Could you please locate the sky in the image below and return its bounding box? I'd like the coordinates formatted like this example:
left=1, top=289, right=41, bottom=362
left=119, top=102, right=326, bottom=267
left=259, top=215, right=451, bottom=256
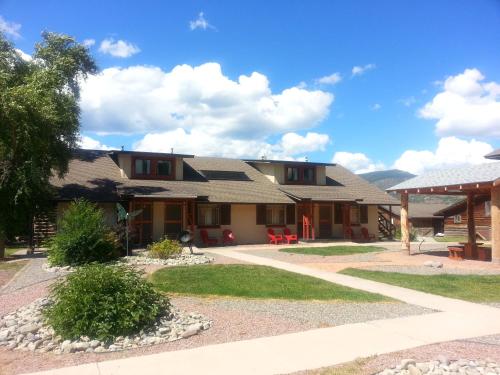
left=1, top=0, right=500, bottom=175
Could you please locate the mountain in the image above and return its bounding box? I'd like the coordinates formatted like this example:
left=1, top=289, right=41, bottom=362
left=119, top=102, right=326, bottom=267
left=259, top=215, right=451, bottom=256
left=358, top=169, right=415, bottom=191
left=358, top=169, right=462, bottom=205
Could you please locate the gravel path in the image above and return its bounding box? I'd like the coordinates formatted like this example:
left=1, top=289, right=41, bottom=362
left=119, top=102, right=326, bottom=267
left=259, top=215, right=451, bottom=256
left=361, top=264, right=500, bottom=275
left=1, top=258, right=60, bottom=295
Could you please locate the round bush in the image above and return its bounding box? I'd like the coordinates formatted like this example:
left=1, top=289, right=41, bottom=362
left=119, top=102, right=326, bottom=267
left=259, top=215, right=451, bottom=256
left=47, top=199, right=120, bottom=266
left=44, top=264, right=169, bottom=341
left=148, top=238, right=183, bottom=259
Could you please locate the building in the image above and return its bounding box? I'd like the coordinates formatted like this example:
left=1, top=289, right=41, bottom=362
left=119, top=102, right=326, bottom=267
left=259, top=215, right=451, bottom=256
left=433, top=195, right=492, bottom=240
left=48, top=149, right=397, bottom=246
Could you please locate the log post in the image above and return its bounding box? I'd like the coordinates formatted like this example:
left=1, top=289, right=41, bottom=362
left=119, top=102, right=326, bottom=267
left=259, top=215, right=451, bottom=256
left=492, top=185, right=500, bottom=263
left=466, top=192, right=476, bottom=259
left=400, top=192, right=410, bottom=253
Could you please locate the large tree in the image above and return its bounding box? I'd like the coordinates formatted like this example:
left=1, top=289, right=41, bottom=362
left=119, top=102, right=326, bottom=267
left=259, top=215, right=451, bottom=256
left=0, top=32, right=97, bottom=257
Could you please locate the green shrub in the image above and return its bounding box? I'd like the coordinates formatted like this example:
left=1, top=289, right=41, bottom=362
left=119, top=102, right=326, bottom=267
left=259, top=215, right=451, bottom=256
left=148, top=238, right=183, bottom=259
left=47, top=199, right=120, bottom=266
left=44, top=264, right=169, bottom=341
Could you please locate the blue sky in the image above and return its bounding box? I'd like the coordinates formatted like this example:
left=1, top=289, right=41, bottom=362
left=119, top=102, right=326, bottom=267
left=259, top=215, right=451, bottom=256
left=1, top=0, right=500, bottom=174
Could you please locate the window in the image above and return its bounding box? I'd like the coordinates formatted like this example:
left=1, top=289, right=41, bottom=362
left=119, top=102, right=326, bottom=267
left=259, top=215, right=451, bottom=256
left=350, top=206, right=360, bottom=225
left=132, top=157, right=175, bottom=179
left=285, top=165, right=316, bottom=184
left=197, top=204, right=220, bottom=226
left=485, top=201, right=491, bottom=217
left=453, top=215, right=462, bottom=224
left=266, top=205, right=285, bottom=225
left=360, top=205, right=368, bottom=224
left=135, top=159, right=151, bottom=175
left=157, top=160, right=172, bottom=176
left=165, top=203, right=183, bottom=238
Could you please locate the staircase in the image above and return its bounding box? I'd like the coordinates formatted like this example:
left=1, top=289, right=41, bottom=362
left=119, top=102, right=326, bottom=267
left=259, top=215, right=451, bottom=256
left=378, top=209, right=395, bottom=239
left=33, top=210, right=57, bottom=248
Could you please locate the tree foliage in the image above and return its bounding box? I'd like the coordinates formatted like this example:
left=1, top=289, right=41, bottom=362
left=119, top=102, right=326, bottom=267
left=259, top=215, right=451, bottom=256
left=0, top=32, right=96, bottom=255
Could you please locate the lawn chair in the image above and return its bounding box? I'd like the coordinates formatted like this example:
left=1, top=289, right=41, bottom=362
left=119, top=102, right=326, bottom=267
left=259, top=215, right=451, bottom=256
left=222, top=229, right=236, bottom=245
left=361, top=227, right=376, bottom=242
left=283, top=228, right=298, bottom=244
left=200, top=229, right=218, bottom=247
left=267, top=228, right=283, bottom=245
left=344, top=226, right=361, bottom=241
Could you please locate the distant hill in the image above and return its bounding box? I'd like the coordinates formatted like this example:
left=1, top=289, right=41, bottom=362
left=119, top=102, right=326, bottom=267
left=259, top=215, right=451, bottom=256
left=359, top=169, right=461, bottom=205
left=358, top=169, right=415, bottom=191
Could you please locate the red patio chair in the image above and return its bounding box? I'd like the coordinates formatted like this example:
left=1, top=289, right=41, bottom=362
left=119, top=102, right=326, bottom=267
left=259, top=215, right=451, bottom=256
left=222, top=229, right=236, bottom=245
left=361, top=227, right=376, bottom=242
left=200, top=229, right=218, bottom=247
left=267, top=228, right=283, bottom=245
left=283, top=228, right=298, bottom=244
left=344, top=226, right=362, bottom=241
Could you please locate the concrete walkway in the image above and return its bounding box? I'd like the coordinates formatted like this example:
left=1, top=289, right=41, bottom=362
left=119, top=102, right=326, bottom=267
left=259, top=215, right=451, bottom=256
left=23, top=249, right=500, bottom=375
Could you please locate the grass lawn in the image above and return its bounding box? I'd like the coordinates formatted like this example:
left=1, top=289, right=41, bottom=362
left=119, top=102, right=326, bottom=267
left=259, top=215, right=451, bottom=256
left=279, top=245, right=385, bottom=256
left=151, top=264, right=389, bottom=302
left=433, top=236, right=468, bottom=243
left=0, top=260, right=28, bottom=287
left=340, top=268, right=500, bottom=302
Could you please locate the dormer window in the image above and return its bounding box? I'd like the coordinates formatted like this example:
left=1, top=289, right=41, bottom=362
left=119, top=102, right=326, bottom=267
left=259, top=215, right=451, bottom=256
left=285, top=165, right=315, bottom=184
left=132, top=157, right=175, bottom=179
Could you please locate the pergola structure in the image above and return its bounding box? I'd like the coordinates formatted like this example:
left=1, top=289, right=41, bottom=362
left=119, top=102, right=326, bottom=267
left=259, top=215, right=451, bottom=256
left=388, top=162, right=500, bottom=263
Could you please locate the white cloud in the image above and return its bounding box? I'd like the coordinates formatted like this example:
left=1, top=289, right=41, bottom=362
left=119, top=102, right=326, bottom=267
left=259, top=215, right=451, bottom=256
left=0, top=15, right=21, bottom=38
left=371, top=103, right=381, bottom=111
left=15, top=49, right=31, bottom=61
left=420, top=68, right=500, bottom=137
left=332, top=151, right=385, bottom=174
left=133, top=129, right=329, bottom=160
left=98, top=38, right=140, bottom=58
left=82, top=39, right=95, bottom=47
left=80, top=62, right=333, bottom=138
left=351, top=63, right=375, bottom=77
left=78, top=135, right=115, bottom=150
left=316, top=72, right=342, bottom=85
left=392, top=136, right=494, bottom=175
left=189, top=12, right=215, bottom=31
left=399, top=96, right=416, bottom=107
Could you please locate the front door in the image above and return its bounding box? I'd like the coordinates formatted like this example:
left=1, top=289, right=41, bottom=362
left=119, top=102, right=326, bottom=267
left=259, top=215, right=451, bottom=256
left=319, top=204, right=332, bottom=238
left=131, top=201, right=153, bottom=245
left=165, top=203, right=183, bottom=239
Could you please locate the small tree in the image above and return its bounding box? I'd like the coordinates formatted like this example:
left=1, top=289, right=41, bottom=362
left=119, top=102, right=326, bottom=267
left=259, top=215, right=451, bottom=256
left=47, top=200, right=120, bottom=266
left=0, top=32, right=97, bottom=257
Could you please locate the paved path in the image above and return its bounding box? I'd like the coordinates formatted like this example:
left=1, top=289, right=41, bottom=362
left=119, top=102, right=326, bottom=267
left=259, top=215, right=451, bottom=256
left=22, top=248, right=500, bottom=375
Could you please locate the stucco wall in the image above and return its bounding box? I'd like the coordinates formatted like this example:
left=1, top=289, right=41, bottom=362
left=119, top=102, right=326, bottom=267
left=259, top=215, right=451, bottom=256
left=252, top=163, right=278, bottom=184
left=153, top=202, right=165, bottom=241
left=316, top=167, right=326, bottom=185
left=175, top=157, right=184, bottom=180
left=118, top=154, right=131, bottom=178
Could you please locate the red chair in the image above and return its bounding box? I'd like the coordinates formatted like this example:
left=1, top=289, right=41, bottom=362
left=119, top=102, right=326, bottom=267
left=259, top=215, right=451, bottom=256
left=200, top=229, right=218, bottom=246
left=222, top=229, right=236, bottom=245
left=361, top=227, right=376, bottom=242
left=267, top=228, right=283, bottom=245
left=283, top=228, right=298, bottom=244
left=344, top=227, right=362, bottom=241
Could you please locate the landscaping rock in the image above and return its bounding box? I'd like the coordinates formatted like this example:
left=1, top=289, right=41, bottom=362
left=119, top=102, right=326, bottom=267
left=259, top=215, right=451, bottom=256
left=376, top=358, right=500, bottom=374
left=123, top=253, right=214, bottom=267
left=423, top=261, right=443, bottom=268
left=0, top=297, right=212, bottom=354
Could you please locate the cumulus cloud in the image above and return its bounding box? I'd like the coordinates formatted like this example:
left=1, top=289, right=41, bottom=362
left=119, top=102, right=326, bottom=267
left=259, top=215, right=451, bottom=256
left=399, top=96, right=416, bottom=107
left=0, top=15, right=21, bottom=38
left=78, top=135, right=116, bottom=150
left=189, top=12, right=215, bottom=31
left=316, top=72, right=342, bottom=85
left=82, top=39, right=95, bottom=47
left=15, top=49, right=31, bottom=61
left=133, top=129, right=330, bottom=160
left=371, top=103, right=381, bottom=111
left=351, top=63, right=375, bottom=77
left=332, top=151, right=385, bottom=174
left=392, top=136, right=494, bottom=175
left=80, top=62, right=333, bottom=138
left=420, top=68, right=500, bottom=137
left=98, top=38, right=140, bottom=58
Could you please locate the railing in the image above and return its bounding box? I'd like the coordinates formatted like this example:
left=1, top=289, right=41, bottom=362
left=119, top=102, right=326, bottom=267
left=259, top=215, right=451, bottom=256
left=378, top=210, right=395, bottom=239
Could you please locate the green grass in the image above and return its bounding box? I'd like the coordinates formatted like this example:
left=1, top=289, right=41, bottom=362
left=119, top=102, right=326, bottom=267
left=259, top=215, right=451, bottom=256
left=279, top=246, right=385, bottom=256
left=151, top=264, right=389, bottom=302
left=0, top=260, right=28, bottom=271
left=433, top=236, right=468, bottom=243
left=340, top=268, right=500, bottom=302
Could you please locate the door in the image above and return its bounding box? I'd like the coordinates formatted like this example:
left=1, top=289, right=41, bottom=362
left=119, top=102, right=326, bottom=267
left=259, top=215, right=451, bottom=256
left=319, top=204, right=332, bottom=238
left=296, top=204, right=307, bottom=238
left=165, top=203, right=183, bottom=239
left=131, top=201, right=153, bottom=245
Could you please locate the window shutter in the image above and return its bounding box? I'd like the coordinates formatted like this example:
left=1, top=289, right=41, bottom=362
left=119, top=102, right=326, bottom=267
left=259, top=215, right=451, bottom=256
left=220, top=204, right=231, bottom=225
left=256, top=204, right=266, bottom=225
left=360, top=205, right=368, bottom=224
left=286, top=204, right=296, bottom=225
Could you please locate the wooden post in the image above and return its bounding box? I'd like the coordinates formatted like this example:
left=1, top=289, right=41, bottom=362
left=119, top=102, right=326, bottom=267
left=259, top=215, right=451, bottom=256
left=400, top=192, right=410, bottom=253
left=466, top=192, right=476, bottom=259
left=389, top=205, right=393, bottom=239
left=492, top=185, right=500, bottom=263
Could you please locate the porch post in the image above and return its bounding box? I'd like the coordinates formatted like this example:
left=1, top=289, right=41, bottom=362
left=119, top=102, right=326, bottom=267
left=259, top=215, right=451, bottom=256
left=492, top=185, right=500, bottom=263
left=400, top=192, right=410, bottom=253
left=466, top=191, right=476, bottom=258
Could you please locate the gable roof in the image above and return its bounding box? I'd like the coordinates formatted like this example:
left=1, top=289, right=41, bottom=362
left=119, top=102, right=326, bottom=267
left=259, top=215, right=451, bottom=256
left=381, top=203, right=448, bottom=219
left=433, top=194, right=491, bottom=217
left=388, top=162, right=500, bottom=191
left=485, top=149, right=500, bottom=160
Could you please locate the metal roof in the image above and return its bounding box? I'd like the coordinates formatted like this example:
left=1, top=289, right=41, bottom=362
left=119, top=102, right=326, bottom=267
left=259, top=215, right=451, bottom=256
left=485, top=149, right=500, bottom=160
left=388, top=162, right=500, bottom=191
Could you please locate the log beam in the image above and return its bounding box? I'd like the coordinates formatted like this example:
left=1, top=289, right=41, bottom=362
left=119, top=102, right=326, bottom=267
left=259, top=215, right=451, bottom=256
left=466, top=192, right=476, bottom=258
left=400, top=192, right=410, bottom=253
left=492, top=185, right=500, bottom=263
